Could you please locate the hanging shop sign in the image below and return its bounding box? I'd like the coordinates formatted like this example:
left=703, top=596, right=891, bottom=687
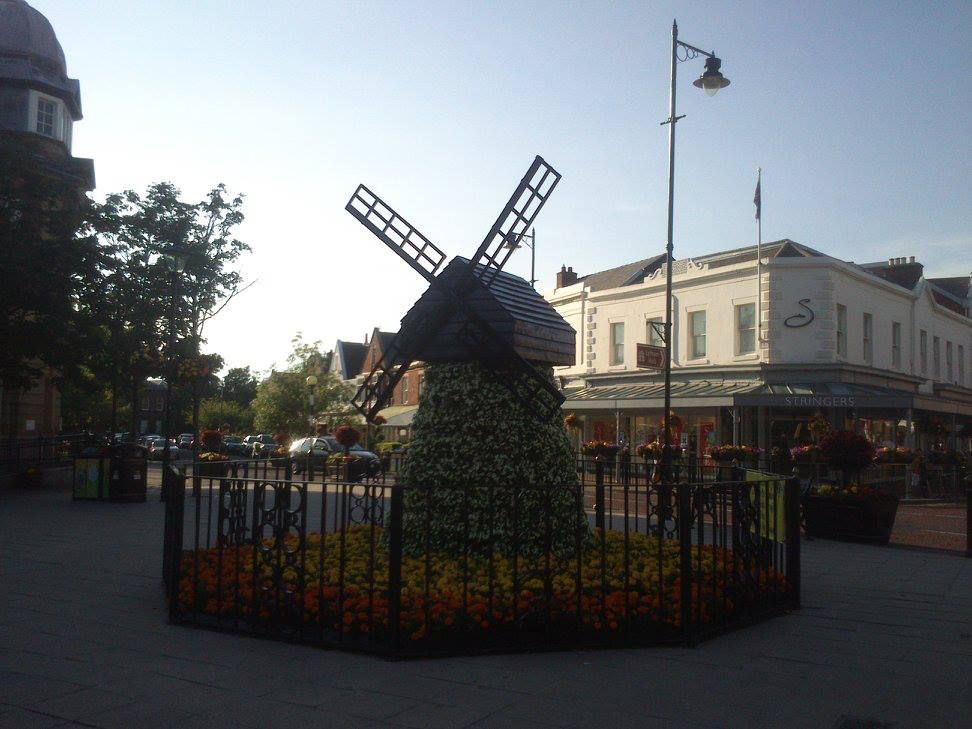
left=637, top=343, right=665, bottom=370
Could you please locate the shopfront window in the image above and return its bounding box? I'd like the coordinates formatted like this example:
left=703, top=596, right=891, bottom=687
left=735, top=303, right=756, bottom=355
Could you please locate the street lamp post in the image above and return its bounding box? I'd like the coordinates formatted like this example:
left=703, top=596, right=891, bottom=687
left=305, top=374, right=318, bottom=434
left=660, top=20, right=730, bottom=480
left=160, top=248, right=187, bottom=500
left=503, top=228, right=537, bottom=288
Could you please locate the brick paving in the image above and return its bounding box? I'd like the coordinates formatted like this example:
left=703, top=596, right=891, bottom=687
left=4, top=480, right=969, bottom=728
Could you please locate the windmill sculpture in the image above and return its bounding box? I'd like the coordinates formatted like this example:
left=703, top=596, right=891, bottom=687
left=345, top=156, right=575, bottom=423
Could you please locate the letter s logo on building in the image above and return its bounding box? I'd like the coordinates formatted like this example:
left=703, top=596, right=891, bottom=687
left=784, top=299, right=815, bottom=328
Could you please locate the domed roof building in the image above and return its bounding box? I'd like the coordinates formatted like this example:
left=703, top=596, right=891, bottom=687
left=0, top=0, right=94, bottom=441
left=0, top=0, right=91, bottom=185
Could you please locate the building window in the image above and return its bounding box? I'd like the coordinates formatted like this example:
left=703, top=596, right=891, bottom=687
left=402, top=376, right=409, bottom=405
left=862, top=313, right=873, bottom=364
left=139, top=395, right=150, bottom=411
left=646, top=317, right=664, bottom=347
left=36, top=97, right=57, bottom=137
left=155, top=396, right=164, bottom=412
left=689, top=311, right=706, bottom=359
left=891, top=322, right=901, bottom=369
left=945, top=341, right=953, bottom=381
left=610, top=322, right=625, bottom=365
left=919, top=330, right=927, bottom=375
left=933, top=336, right=941, bottom=378
left=418, top=375, right=424, bottom=398
left=836, top=304, right=847, bottom=357
left=735, top=303, right=756, bottom=355
left=959, top=345, right=965, bottom=385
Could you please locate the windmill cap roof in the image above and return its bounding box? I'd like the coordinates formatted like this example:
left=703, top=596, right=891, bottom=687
left=0, top=0, right=66, bottom=75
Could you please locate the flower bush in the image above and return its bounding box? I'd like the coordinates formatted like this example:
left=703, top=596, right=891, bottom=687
left=810, top=482, right=891, bottom=499
left=177, top=526, right=786, bottom=640
left=564, top=414, right=581, bottom=430
left=636, top=441, right=662, bottom=459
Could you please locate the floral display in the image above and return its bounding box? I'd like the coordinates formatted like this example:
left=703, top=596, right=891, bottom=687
left=708, top=445, right=762, bottom=463
left=818, top=431, right=875, bottom=471
left=334, top=425, right=361, bottom=449
left=807, top=411, right=832, bottom=441
left=789, top=444, right=819, bottom=463
left=636, top=441, right=662, bottom=459
left=199, top=429, right=222, bottom=452
left=873, top=447, right=915, bottom=464
left=581, top=440, right=621, bottom=458
left=372, top=415, right=387, bottom=426
left=197, top=451, right=229, bottom=462
left=563, top=414, right=581, bottom=429
left=811, top=483, right=879, bottom=498
left=177, top=526, right=787, bottom=640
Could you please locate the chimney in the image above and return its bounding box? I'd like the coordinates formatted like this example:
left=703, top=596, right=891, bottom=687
left=909, top=256, right=915, bottom=263
left=888, top=257, right=895, bottom=265
left=556, top=265, right=578, bottom=288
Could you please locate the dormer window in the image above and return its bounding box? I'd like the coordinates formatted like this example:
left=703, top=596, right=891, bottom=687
left=36, top=97, right=57, bottom=137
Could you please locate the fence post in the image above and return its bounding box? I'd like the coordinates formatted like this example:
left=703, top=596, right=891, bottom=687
left=965, top=487, right=971, bottom=559
left=785, top=476, right=802, bottom=607
left=678, top=482, right=693, bottom=644
left=164, top=465, right=186, bottom=623
left=595, top=459, right=605, bottom=531
left=387, top=483, right=404, bottom=653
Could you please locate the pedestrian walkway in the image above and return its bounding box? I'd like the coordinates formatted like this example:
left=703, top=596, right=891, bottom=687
left=1, top=484, right=969, bottom=728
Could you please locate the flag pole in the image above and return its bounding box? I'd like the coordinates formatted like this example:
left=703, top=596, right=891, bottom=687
left=755, top=168, right=763, bottom=343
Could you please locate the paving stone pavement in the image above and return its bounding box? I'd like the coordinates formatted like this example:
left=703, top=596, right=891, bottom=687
left=1, top=484, right=970, bottom=729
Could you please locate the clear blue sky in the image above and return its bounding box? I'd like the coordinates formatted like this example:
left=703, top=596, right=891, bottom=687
left=38, top=0, right=971, bottom=374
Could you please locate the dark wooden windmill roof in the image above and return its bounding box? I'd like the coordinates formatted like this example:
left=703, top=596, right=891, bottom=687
left=397, top=257, right=576, bottom=367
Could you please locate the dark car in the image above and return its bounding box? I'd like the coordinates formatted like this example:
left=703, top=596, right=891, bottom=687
left=221, top=435, right=248, bottom=458
left=290, top=436, right=380, bottom=480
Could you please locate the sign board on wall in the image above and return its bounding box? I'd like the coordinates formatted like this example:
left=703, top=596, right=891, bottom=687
left=636, top=343, right=665, bottom=370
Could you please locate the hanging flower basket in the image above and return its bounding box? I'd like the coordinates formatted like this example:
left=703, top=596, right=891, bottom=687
left=581, top=440, right=620, bottom=459
left=335, top=425, right=361, bottom=450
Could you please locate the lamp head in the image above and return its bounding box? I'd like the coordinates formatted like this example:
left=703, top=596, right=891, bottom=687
left=305, top=375, right=318, bottom=387
left=693, top=56, right=730, bottom=96
left=164, top=246, right=190, bottom=273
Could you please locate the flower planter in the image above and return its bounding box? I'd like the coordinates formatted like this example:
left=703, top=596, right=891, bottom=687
left=197, top=461, right=229, bottom=478
left=803, top=494, right=899, bottom=545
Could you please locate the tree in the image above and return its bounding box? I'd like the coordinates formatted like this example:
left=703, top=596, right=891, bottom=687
left=198, top=398, right=252, bottom=434
left=0, top=135, right=98, bottom=390
left=88, top=182, right=249, bottom=435
left=221, top=366, right=258, bottom=408
left=251, top=336, right=351, bottom=437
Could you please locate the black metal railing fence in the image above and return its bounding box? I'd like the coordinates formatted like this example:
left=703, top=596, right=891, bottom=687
left=163, top=460, right=800, bottom=657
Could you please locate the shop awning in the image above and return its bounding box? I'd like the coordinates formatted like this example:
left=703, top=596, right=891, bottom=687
left=376, top=405, right=419, bottom=426
left=565, top=380, right=759, bottom=410
left=733, top=383, right=914, bottom=409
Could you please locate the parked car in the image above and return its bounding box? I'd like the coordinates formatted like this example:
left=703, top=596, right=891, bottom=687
left=177, top=433, right=193, bottom=448
left=222, top=435, right=248, bottom=458
left=290, top=436, right=381, bottom=480
left=243, top=433, right=278, bottom=459
left=137, top=434, right=161, bottom=447
left=147, top=437, right=180, bottom=461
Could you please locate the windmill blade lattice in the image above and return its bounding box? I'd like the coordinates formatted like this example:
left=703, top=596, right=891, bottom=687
left=470, top=156, right=561, bottom=289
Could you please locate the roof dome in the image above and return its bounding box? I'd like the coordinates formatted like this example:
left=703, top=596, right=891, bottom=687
left=0, top=0, right=67, bottom=76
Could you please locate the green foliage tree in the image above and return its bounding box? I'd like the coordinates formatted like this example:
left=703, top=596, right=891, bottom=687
left=399, top=362, right=581, bottom=557
left=0, top=136, right=98, bottom=390
left=198, top=397, right=252, bottom=434
left=251, top=335, right=351, bottom=437
left=221, top=366, right=258, bottom=408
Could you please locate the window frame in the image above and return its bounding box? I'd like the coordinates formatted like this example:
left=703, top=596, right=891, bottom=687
left=933, top=336, right=941, bottom=379
left=919, top=329, right=928, bottom=375
left=735, top=303, right=756, bottom=355
left=836, top=304, right=847, bottom=357
left=862, top=313, right=873, bottom=364
left=945, top=341, right=953, bottom=381
left=609, top=321, right=625, bottom=366
left=891, top=321, right=901, bottom=369
left=646, top=317, right=664, bottom=348
left=689, top=310, right=707, bottom=360
left=959, top=345, right=965, bottom=386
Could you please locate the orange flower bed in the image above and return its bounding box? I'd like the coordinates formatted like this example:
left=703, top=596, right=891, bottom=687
left=177, top=526, right=785, bottom=642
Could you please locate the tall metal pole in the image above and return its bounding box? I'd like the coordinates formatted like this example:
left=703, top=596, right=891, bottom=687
left=530, top=227, right=536, bottom=289
left=662, top=20, right=679, bottom=479
left=160, top=269, right=179, bottom=498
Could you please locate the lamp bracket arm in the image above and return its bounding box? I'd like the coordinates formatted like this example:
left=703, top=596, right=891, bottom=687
left=675, top=40, right=716, bottom=61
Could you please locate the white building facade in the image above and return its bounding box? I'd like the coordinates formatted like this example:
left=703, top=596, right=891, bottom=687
left=548, top=241, right=971, bottom=457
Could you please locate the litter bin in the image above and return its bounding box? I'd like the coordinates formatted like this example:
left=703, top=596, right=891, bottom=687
left=109, top=443, right=147, bottom=502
